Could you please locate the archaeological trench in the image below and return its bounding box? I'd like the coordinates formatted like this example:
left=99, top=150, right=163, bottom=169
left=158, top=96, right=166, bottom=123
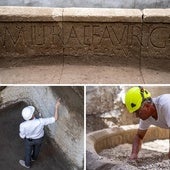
left=86, top=86, right=170, bottom=170
left=0, top=86, right=84, bottom=170
left=0, top=7, right=169, bottom=83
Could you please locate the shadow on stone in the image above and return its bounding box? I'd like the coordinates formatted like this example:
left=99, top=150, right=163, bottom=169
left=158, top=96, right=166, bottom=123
left=1, top=54, right=169, bottom=73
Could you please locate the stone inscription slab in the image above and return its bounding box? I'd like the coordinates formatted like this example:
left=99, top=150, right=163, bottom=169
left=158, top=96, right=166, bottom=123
left=0, top=22, right=63, bottom=55
left=62, top=22, right=142, bottom=60
left=0, top=22, right=169, bottom=59
left=142, top=23, right=170, bottom=59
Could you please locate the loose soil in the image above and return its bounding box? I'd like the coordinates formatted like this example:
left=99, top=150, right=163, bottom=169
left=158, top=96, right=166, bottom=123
left=99, top=140, right=170, bottom=170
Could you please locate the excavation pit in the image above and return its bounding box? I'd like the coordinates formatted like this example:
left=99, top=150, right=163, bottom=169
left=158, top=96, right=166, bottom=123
left=0, top=102, right=68, bottom=170
left=0, top=86, right=84, bottom=169
left=86, top=125, right=170, bottom=170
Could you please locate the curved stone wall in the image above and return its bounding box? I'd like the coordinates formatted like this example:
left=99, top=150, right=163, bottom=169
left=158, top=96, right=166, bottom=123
left=0, top=0, right=169, bottom=9
left=0, top=7, right=169, bottom=74
left=86, top=125, right=169, bottom=169
left=0, top=86, right=84, bottom=169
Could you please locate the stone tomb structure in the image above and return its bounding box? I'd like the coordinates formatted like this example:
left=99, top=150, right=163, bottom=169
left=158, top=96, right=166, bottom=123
left=86, top=125, right=170, bottom=170
left=0, top=7, right=170, bottom=83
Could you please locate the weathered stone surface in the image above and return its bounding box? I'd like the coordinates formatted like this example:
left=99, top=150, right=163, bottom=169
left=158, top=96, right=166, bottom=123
left=62, top=22, right=142, bottom=58
left=1, top=63, right=170, bottom=84
left=0, top=22, right=143, bottom=59
left=63, top=8, right=142, bottom=22
left=86, top=86, right=170, bottom=133
left=0, top=7, right=169, bottom=61
left=142, top=68, right=170, bottom=84
left=143, top=9, right=170, bottom=23
left=0, top=7, right=169, bottom=83
left=0, top=22, right=63, bottom=56
left=0, top=7, right=63, bottom=21
left=141, top=23, right=170, bottom=56
left=0, top=65, right=62, bottom=84
left=86, top=86, right=170, bottom=115
left=86, top=86, right=123, bottom=115
left=0, top=7, right=169, bottom=59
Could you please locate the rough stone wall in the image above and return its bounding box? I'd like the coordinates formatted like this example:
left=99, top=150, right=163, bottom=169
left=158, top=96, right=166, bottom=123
left=0, top=86, right=84, bottom=169
left=87, top=86, right=170, bottom=115
left=86, top=86, right=123, bottom=115
left=0, top=0, right=169, bottom=9
left=86, top=86, right=170, bottom=132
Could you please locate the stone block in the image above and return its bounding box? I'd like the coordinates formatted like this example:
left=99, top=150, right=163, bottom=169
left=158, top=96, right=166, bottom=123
left=143, top=9, right=170, bottom=23
left=141, top=23, right=170, bottom=60
left=62, top=22, right=142, bottom=61
left=0, top=7, right=169, bottom=72
left=122, top=130, right=137, bottom=143
left=141, top=9, right=170, bottom=64
left=110, top=134, right=123, bottom=146
left=63, top=8, right=142, bottom=22
left=157, top=127, right=170, bottom=139
left=0, top=7, right=63, bottom=21
left=87, top=125, right=169, bottom=153
left=0, top=22, right=63, bottom=56
left=143, top=126, right=169, bottom=142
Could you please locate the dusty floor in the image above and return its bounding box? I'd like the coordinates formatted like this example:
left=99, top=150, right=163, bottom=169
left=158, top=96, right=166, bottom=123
left=0, top=102, right=68, bottom=170
left=99, top=140, right=170, bottom=170
left=0, top=55, right=170, bottom=84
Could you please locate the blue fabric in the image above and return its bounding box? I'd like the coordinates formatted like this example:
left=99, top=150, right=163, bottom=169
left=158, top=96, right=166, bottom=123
left=24, top=137, right=43, bottom=167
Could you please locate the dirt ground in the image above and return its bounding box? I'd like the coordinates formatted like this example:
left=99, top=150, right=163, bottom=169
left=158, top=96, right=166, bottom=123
left=99, top=140, right=170, bottom=170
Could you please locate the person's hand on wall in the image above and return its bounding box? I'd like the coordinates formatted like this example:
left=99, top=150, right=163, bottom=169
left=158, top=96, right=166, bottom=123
left=54, top=98, right=61, bottom=121
left=56, top=98, right=61, bottom=108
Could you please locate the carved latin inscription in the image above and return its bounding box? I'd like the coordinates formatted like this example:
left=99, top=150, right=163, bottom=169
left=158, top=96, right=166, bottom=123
left=0, top=22, right=169, bottom=57
left=150, top=26, right=168, bottom=48
left=0, top=23, right=63, bottom=49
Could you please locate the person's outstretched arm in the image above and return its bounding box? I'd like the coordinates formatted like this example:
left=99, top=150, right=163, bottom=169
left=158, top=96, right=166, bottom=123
left=54, top=98, right=61, bottom=121
left=129, top=129, right=147, bottom=160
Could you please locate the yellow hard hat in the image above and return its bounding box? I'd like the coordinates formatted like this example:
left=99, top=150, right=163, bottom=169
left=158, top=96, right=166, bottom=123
left=125, top=86, right=151, bottom=113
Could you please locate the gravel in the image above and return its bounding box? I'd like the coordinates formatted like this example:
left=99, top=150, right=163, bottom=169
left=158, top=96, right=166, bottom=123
left=99, top=140, right=170, bottom=170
